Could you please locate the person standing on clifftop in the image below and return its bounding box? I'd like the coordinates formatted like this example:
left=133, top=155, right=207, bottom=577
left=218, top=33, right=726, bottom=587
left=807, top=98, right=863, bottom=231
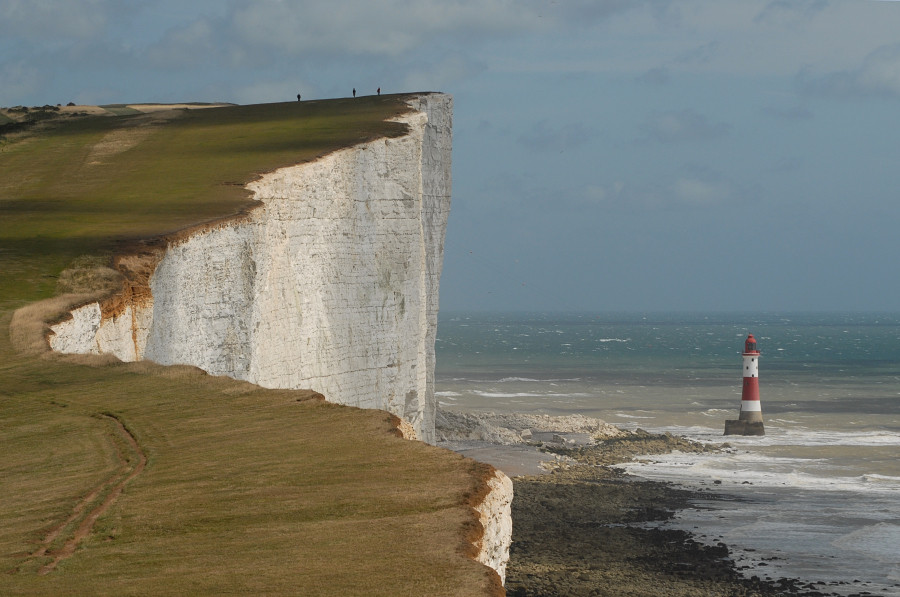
left=297, top=93, right=301, bottom=101
left=352, top=88, right=356, bottom=98
left=377, top=87, right=381, bottom=95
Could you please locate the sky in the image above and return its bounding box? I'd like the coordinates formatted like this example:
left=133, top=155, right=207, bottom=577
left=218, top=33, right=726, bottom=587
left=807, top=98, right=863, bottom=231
left=3, top=0, right=900, bottom=312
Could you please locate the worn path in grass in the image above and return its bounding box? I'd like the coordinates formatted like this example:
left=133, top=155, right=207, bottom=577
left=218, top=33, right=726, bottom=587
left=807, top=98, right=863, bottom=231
left=27, top=413, right=147, bottom=576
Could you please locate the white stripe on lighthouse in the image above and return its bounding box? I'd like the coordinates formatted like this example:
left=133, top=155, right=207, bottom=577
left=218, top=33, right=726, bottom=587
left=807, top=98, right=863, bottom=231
left=740, top=400, right=762, bottom=411
left=743, top=355, right=758, bottom=377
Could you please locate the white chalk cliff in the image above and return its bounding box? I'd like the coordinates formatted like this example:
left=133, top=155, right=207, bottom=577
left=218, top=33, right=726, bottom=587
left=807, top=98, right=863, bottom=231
left=474, top=469, right=514, bottom=585
left=48, top=93, right=513, bottom=585
left=51, top=94, right=450, bottom=443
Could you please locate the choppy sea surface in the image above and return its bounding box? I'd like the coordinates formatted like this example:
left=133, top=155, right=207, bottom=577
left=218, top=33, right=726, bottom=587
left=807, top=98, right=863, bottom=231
left=435, top=312, right=900, bottom=595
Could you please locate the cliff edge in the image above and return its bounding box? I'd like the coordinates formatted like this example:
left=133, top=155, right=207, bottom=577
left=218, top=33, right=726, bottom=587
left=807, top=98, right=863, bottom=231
left=43, top=93, right=513, bottom=586
left=49, top=94, right=450, bottom=444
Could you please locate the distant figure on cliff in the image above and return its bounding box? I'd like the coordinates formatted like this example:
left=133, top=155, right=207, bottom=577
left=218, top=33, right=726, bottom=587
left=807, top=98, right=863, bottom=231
left=377, top=87, right=381, bottom=95
left=297, top=93, right=301, bottom=101
left=352, top=88, right=356, bottom=98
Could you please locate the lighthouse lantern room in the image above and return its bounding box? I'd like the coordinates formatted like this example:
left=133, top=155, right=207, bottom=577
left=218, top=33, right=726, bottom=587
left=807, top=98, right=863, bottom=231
left=724, top=333, right=766, bottom=436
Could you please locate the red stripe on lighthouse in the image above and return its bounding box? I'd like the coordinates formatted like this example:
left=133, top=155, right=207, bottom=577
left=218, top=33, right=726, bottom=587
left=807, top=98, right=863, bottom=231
left=742, top=376, right=760, bottom=402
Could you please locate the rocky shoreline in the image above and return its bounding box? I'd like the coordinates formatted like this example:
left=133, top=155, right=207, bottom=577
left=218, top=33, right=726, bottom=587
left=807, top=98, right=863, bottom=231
left=437, top=413, right=849, bottom=597
left=506, top=434, right=848, bottom=596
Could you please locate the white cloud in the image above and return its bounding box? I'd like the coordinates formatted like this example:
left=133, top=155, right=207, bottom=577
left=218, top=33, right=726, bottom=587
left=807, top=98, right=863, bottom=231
left=672, top=177, right=731, bottom=205
left=212, top=0, right=680, bottom=64
left=0, top=0, right=124, bottom=39
left=595, top=1, right=900, bottom=79
left=516, top=120, right=598, bottom=153
left=676, top=41, right=721, bottom=65
left=585, top=185, right=608, bottom=202
left=582, top=181, right=626, bottom=204
left=856, top=44, right=900, bottom=94
left=641, top=109, right=729, bottom=143
left=581, top=170, right=737, bottom=211
left=761, top=105, right=813, bottom=120
left=637, top=66, right=670, bottom=85
left=797, top=43, right=900, bottom=98
left=145, top=19, right=217, bottom=69
left=753, top=0, right=830, bottom=26
left=227, top=0, right=547, bottom=58
left=402, top=53, right=486, bottom=93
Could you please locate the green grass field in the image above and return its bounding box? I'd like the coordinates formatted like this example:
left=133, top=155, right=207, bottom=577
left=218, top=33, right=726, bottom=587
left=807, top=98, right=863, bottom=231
left=0, top=96, right=501, bottom=595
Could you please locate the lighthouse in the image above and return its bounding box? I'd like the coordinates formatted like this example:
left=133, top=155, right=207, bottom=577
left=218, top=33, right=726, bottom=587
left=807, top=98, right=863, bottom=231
left=724, top=333, right=765, bottom=436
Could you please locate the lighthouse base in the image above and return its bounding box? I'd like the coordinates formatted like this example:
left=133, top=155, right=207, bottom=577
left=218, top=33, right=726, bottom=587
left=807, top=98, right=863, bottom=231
left=724, top=420, right=765, bottom=436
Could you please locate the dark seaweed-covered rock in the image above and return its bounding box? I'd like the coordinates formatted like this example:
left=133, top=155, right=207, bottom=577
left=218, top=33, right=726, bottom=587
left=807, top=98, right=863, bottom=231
left=505, top=431, right=840, bottom=596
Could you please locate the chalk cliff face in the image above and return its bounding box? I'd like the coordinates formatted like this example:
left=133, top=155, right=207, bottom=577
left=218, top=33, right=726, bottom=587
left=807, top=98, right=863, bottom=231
left=51, top=94, right=450, bottom=444
left=474, top=470, right=514, bottom=585
left=48, top=94, right=513, bottom=585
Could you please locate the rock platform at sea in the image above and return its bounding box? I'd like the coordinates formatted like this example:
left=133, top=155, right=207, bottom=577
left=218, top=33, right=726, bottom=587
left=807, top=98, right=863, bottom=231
left=437, top=411, right=845, bottom=596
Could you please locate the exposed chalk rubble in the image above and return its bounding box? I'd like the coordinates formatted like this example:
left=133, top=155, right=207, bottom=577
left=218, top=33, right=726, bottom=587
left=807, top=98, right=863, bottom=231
left=436, top=410, right=626, bottom=445
left=473, top=469, right=514, bottom=585
left=49, top=300, right=153, bottom=362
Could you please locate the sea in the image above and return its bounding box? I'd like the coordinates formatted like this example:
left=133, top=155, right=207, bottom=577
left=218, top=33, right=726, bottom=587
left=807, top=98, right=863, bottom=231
left=434, top=312, right=900, bottom=595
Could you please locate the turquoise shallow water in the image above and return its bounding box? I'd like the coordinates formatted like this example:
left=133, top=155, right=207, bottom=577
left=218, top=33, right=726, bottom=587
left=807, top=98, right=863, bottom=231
left=435, top=312, right=900, bottom=595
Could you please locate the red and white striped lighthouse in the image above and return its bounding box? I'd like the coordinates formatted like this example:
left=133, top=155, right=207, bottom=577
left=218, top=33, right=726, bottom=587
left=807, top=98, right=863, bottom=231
left=724, top=333, right=766, bottom=436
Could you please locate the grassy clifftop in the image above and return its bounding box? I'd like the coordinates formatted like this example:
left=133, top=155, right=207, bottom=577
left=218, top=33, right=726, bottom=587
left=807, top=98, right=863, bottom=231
left=0, top=97, right=410, bottom=308
left=0, top=97, right=501, bottom=595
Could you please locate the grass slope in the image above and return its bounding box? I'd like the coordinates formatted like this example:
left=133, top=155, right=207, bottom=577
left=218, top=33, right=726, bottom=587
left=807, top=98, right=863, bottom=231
left=0, top=96, right=500, bottom=595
